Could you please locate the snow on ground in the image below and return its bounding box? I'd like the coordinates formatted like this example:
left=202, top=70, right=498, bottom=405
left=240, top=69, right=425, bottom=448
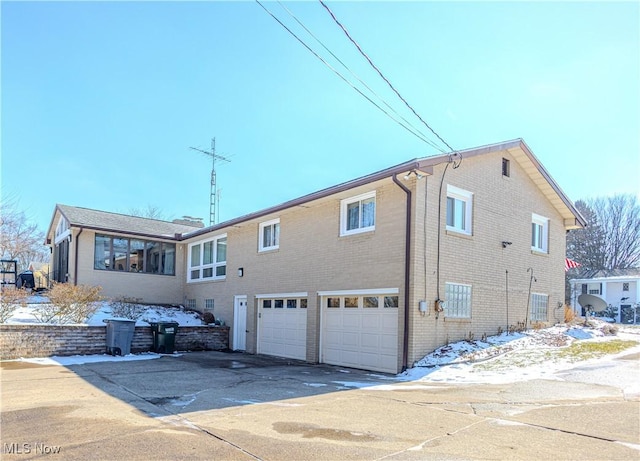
left=19, top=353, right=166, bottom=366
left=397, top=321, right=640, bottom=387
left=4, top=298, right=640, bottom=390
left=4, top=294, right=205, bottom=326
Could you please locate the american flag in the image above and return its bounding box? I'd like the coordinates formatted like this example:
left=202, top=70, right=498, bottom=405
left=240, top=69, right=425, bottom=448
left=565, top=258, right=581, bottom=271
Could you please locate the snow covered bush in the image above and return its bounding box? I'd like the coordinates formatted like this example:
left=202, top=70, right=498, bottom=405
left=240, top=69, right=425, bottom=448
left=34, top=283, right=102, bottom=324
left=0, top=287, right=26, bottom=322
left=109, top=296, right=146, bottom=320
left=202, top=311, right=215, bottom=324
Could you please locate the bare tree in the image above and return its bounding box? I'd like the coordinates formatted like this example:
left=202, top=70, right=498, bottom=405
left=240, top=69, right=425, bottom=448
left=567, top=194, right=640, bottom=277
left=0, top=195, right=49, bottom=272
left=127, top=204, right=167, bottom=221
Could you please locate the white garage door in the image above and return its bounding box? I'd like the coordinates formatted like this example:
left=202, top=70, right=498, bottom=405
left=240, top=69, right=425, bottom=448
left=321, top=292, right=399, bottom=373
left=257, top=296, right=307, bottom=361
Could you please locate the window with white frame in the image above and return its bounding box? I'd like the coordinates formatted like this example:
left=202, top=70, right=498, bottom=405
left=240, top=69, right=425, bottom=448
left=259, top=218, right=280, bottom=252
left=444, top=283, right=472, bottom=318
left=531, top=213, right=549, bottom=253
left=530, top=293, right=548, bottom=322
left=340, top=191, right=376, bottom=236
left=188, top=234, right=227, bottom=282
left=446, top=185, right=473, bottom=235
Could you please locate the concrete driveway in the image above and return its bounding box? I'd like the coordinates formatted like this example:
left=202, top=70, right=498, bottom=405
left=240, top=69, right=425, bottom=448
left=2, top=351, right=639, bottom=460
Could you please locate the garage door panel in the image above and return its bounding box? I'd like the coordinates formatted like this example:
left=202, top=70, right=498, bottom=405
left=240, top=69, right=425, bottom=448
left=361, top=315, right=382, bottom=330
left=258, top=303, right=306, bottom=361
left=380, top=335, right=398, bottom=349
left=342, top=332, right=360, bottom=347
left=322, top=294, right=398, bottom=374
left=360, top=333, right=380, bottom=348
left=342, top=314, right=361, bottom=328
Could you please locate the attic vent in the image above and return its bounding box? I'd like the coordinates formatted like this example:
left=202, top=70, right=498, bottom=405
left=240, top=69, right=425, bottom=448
left=502, top=158, right=510, bottom=177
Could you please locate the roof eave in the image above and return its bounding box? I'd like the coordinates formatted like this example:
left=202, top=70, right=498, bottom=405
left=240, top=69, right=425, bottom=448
left=182, top=160, right=434, bottom=240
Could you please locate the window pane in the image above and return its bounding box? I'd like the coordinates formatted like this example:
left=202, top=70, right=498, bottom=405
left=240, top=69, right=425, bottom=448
left=347, top=202, right=359, bottom=230
left=146, top=242, right=161, bottom=274
left=263, top=225, right=272, bottom=247
left=263, top=300, right=272, bottom=308
left=530, top=294, right=548, bottom=321
left=273, top=223, right=280, bottom=246
left=162, top=243, right=175, bottom=275
left=94, top=235, right=110, bottom=270
left=129, top=240, right=145, bottom=272
left=384, top=296, right=399, bottom=308
left=362, top=198, right=375, bottom=227
left=327, top=297, right=340, bottom=308
left=274, top=299, right=284, bottom=308
left=364, top=296, right=379, bottom=308
left=287, top=299, right=297, bottom=309
left=444, top=283, right=471, bottom=318
left=113, top=238, right=128, bottom=271
left=215, top=265, right=226, bottom=277
left=203, top=241, right=214, bottom=265
left=203, top=268, right=213, bottom=278
left=345, top=297, right=358, bottom=308
left=454, top=199, right=465, bottom=229
left=191, top=244, right=201, bottom=268
left=446, top=197, right=455, bottom=227
left=191, top=269, right=200, bottom=279
left=216, top=238, right=227, bottom=263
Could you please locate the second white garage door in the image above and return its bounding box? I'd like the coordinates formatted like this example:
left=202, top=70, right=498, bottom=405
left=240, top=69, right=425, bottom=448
left=257, top=295, right=307, bottom=361
left=321, top=291, right=399, bottom=373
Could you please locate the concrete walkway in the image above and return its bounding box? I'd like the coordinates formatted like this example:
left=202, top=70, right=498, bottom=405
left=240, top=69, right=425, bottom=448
left=2, top=351, right=638, bottom=460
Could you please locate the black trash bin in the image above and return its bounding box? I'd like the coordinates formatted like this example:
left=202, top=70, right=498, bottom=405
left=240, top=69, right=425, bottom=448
left=104, top=319, right=136, bottom=356
left=149, top=322, right=179, bottom=353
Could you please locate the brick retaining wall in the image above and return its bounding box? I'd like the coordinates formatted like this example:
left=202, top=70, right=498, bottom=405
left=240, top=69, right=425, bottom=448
left=0, top=325, right=229, bottom=360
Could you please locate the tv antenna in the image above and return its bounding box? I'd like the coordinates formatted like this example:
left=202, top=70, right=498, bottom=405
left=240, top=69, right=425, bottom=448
left=189, top=138, right=231, bottom=226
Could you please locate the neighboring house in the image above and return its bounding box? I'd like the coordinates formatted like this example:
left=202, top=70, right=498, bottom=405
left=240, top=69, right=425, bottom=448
left=27, top=261, right=50, bottom=289
left=569, top=269, right=640, bottom=324
left=45, top=139, right=585, bottom=373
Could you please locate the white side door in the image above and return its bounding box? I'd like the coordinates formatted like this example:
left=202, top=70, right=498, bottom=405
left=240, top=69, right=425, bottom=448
left=233, top=295, right=247, bottom=351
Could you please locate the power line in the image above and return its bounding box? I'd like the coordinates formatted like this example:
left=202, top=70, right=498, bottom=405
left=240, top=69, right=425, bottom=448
left=275, top=1, right=443, bottom=153
left=254, top=0, right=445, bottom=151
left=318, top=0, right=457, bottom=155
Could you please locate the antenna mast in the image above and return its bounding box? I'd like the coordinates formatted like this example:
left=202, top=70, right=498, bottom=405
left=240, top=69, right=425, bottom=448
left=189, top=138, right=231, bottom=226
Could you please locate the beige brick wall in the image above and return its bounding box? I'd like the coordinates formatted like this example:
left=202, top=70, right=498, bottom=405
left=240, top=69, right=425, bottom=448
left=56, top=146, right=572, bottom=374
left=0, top=325, right=229, bottom=359
left=183, top=178, right=407, bottom=366
left=407, top=149, right=567, bottom=366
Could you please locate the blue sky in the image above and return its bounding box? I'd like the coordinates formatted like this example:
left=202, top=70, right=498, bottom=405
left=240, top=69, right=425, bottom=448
left=2, top=1, right=639, bottom=233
